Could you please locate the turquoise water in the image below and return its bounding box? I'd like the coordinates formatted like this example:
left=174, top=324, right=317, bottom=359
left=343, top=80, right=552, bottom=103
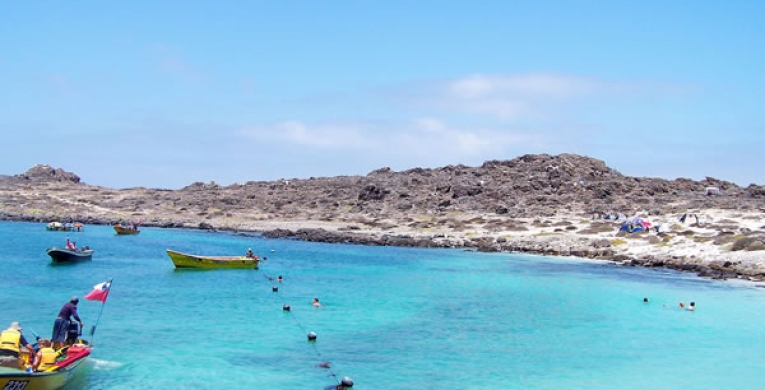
left=2, top=221, right=765, bottom=389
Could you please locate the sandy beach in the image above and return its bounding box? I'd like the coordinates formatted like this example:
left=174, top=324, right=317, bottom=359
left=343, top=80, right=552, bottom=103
left=211, top=208, right=765, bottom=282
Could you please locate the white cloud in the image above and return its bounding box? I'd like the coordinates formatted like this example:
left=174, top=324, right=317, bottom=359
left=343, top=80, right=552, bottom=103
left=240, top=121, right=371, bottom=149
left=239, top=118, right=550, bottom=161
left=413, top=118, right=446, bottom=133
left=407, top=119, right=549, bottom=156
left=433, top=73, right=600, bottom=120
left=229, top=72, right=699, bottom=181
left=449, top=75, right=496, bottom=99
left=402, top=72, right=694, bottom=122
left=459, top=98, right=531, bottom=120
left=449, top=73, right=593, bottom=100
left=453, top=132, right=492, bottom=154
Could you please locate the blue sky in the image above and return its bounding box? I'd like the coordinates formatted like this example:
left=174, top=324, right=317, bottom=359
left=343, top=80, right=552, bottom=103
left=1, top=1, right=762, bottom=189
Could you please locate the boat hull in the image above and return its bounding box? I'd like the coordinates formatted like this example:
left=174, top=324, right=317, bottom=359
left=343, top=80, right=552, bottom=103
left=166, top=249, right=259, bottom=269
left=46, top=247, right=93, bottom=262
left=46, top=222, right=83, bottom=232
left=114, top=225, right=140, bottom=235
left=0, top=350, right=89, bottom=390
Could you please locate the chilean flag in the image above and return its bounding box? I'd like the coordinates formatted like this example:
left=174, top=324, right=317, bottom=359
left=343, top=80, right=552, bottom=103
left=85, top=281, right=111, bottom=303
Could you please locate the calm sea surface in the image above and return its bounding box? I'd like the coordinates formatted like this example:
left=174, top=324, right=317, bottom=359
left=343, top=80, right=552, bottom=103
left=2, top=221, right=765, bottom=390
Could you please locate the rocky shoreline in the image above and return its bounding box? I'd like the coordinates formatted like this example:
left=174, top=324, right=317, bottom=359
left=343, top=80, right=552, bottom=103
left=257, top=228, right=753, bottom=281
left=1, top=154, right=764, bottom=283
left=5, top=211, right=761, bottom=283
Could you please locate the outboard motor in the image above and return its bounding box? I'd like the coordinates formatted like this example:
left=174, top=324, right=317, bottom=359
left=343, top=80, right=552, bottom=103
left=66, top=321, right=80, bottom=344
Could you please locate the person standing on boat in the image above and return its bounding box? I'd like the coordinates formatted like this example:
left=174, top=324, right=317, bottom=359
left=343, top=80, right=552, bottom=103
left=0, top=321, right=35, bottom=369
left=246, top=248, right=255, bottom=258
left=52, top=297, right=83, bottom=350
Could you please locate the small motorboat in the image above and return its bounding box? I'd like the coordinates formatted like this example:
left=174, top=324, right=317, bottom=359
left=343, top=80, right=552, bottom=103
left=166, top=249, right=260, bottom=269
left=114, top=224, right=140, bottom=235
left=47, top=247, right=94, bottom=263
left=46, top=222, right=84, bottom=232
left=0, top=342, right=92, bottom=390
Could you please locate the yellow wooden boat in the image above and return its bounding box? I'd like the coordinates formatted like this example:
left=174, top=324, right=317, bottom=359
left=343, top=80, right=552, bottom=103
left=166, top=249, right=260, bottom=269
left=0, top=344, right=91, bottom=390
left=113, top=224, right=140, bottom=235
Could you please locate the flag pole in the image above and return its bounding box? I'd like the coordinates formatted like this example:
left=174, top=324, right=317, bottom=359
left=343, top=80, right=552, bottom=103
left=89, top=278, right=113, bottom=347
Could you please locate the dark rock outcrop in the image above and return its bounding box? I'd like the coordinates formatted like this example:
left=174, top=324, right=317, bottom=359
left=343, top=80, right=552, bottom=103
left=17, top=165, right=80, bottom=183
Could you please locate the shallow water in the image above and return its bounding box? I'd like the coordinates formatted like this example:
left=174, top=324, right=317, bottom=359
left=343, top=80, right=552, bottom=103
left=2, top=221, right=764, bottom=389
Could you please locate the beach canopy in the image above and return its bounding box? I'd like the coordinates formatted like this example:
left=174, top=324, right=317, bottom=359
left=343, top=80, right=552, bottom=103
left=629, top=217, right=651, bottom=227
left=619, top=222, right=643, bottom=233
left=619, top=217, right=652, bottom=233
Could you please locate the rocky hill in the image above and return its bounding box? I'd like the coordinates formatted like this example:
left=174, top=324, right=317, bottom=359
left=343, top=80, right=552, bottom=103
left=2, top=155, right=764, bottom=281
left=2, top=155, right=762, bottom=227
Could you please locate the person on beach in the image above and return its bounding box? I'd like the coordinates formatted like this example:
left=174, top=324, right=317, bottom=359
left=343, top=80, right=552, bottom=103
left=0, top=322, right=35, bottom=369
left=313, top=298, right=322, bottom=307
left=52, top=297, right=83, bottom=350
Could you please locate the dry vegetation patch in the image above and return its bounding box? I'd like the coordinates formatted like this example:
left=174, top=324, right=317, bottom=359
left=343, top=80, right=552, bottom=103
left=731, top=236, right=765, bottom=251
left=713, top=234, right=745, bottom=246
left=579, top=222, right=616, bottom=235
left=483, top=219, right=529, bottom=232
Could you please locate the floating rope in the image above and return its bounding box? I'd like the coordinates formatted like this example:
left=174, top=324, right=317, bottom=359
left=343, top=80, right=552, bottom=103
left=259, top=269, right=348, bottom=387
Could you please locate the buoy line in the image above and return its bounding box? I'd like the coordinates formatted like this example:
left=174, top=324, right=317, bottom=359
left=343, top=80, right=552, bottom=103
left=259, top=269, right=353, bottom=388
